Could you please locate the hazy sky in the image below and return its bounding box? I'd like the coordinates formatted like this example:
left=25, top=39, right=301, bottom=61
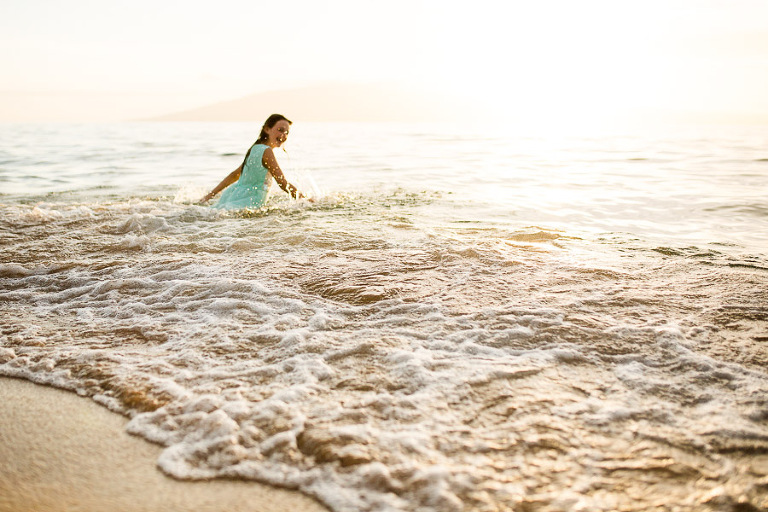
left=2, top=0, right=768, bottom=124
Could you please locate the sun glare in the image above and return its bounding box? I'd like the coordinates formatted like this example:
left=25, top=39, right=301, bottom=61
left=426, top=2, right=679, bottom=132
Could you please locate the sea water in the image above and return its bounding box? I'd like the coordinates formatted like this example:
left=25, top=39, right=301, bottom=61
left=1, top=121, right=767, bottom=511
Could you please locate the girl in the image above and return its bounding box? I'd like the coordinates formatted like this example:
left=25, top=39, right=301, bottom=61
left=199, top=114, right=307, bottom=208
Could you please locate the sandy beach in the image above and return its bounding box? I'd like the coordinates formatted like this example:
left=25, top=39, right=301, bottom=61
left=0, top=377, right=329, bottom=512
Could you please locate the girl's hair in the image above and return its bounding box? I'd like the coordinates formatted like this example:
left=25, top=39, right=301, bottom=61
left=254, top=113, right=292, bottom=145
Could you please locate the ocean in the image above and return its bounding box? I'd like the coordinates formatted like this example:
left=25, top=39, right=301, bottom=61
left=1, top=121, right=767, bottom=511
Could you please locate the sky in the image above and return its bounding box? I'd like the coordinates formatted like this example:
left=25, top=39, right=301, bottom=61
left=2, top=0, right=768, bottom=126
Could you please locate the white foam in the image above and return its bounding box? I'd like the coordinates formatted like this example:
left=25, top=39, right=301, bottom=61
left=2, top=194, right=768, bottom=511
left=4, top=204, right=96, bottom=225
left=117, top=213, right=171, bottom=234
left=0, top=347, right=16, bottom=363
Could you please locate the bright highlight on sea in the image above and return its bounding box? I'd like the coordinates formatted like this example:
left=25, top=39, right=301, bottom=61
left=1, top=121, right=767, bottom=511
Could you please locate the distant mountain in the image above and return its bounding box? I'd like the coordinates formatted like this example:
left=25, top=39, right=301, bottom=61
left=148, top=83, right=480, bottom=122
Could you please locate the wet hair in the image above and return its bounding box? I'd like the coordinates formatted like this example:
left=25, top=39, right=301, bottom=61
left=254, top=113, right=292, bottom=145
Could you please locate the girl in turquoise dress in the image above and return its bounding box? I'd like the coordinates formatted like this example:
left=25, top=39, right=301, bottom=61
left=199, top=114, right=306, bottom=209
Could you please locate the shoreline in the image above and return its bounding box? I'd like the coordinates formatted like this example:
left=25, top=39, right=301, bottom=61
left=0, top=377, right=329, bottom=512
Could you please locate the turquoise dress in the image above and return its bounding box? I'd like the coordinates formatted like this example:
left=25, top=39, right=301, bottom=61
left=214, top=144, right=272, bottom=210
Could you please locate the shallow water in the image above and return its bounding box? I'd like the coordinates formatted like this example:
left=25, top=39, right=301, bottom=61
left=1, top=122, right=767, bottom=511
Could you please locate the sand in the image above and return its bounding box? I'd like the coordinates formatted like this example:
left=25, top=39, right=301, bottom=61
left=0, top=377, right=329, bottom=512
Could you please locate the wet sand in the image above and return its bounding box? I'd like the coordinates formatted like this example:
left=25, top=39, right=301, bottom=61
left=0, top=377, right=329, bottom=512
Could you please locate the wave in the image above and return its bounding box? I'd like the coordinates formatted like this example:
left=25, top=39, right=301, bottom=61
left=2, top=191, right=768, bottom=511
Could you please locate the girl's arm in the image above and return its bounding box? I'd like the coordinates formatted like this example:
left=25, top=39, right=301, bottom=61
left=262, top=147, right=305, bottom=199
left=199, top=163, right=243, bottom=203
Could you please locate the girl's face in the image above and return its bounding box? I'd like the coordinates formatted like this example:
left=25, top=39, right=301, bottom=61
left=264, top=120, right=290, bottom=148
